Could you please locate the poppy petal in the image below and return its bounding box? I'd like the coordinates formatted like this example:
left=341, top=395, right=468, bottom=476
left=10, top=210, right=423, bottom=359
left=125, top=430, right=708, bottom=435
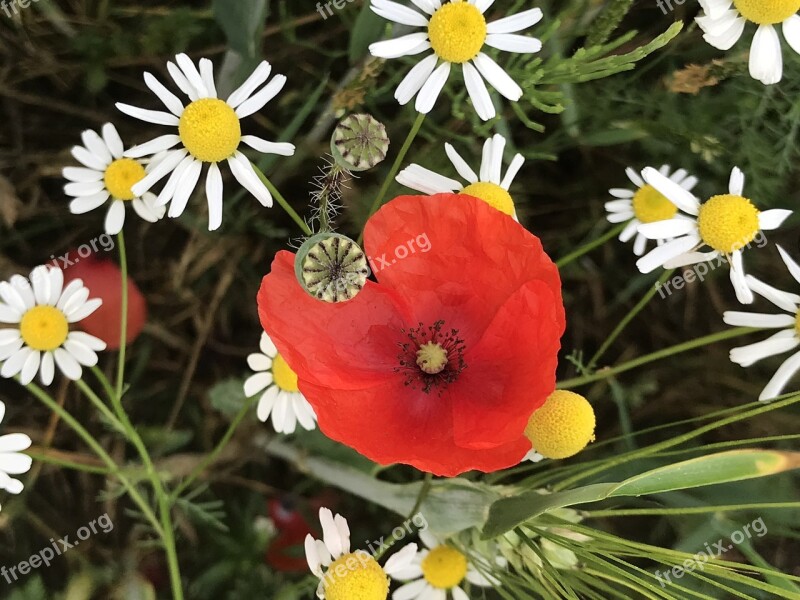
left=364, top=193, right=563, bottom=347
left=449, top=279, right=563, bottom=449
left=258, top=252, right=409, bottom=390
left=299, top=376, right=530, bottom=476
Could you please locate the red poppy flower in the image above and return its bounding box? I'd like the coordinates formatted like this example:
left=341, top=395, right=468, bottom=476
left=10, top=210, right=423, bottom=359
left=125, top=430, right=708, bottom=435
left=257, top=194, right=565, bottom=476
left=61, top=254, right=147, bottom=349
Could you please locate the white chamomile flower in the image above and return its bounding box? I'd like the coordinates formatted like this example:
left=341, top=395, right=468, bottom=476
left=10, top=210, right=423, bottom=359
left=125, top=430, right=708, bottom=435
left=116, top=53, right=296, bottom=231
left=369, top=0, right=543, bottom=120
left=391, top=530, right=504, bottom=600
left=605, top=165, right=698, bottom=256
left=63, top=123, right=165, bottom=235
left=0, top=266, right=106, bottom=386
left=305, top=507, right=418, bottom=600
left=724, top=245, right=800, bottom=401
left=696, top=0, right=800, bottom=85
left=0, top=400, right=32, bottom=499
left=396, top=133, right=523, bottom=217
left=244, top=332, right=316, bottom=434
left=635, top=166, right=792, bottom=304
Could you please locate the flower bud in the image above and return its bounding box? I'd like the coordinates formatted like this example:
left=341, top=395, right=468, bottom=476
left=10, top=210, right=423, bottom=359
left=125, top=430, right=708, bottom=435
left=294, top=233, right=369, bottom=303
left=330, top=113, right=389, bottom=172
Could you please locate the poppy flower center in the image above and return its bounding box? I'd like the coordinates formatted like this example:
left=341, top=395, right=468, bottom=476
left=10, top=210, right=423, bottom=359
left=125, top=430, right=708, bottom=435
left=461, top=182, right=515, bottom=216
left=631, top=184, right=678, bottom=223
left=733, top=0, right=800, bottom=24
left=421, top=545, right=468, bottom=589
left=20, top=306, right=69, bottom=351
left=272, top=354, right=299, bottom=392
left=323, top=553, right=389, bottom=600
left=697, top=194, right=760, bottom=254
left=104, top=158, right=146, bottom=201
left=416, top=341, right=448, bottom=374
left=178, top=98, right=241, bottom=163
left=397, top=320, right=467, bottom=394
left=428, top=1, right=487, bottom=64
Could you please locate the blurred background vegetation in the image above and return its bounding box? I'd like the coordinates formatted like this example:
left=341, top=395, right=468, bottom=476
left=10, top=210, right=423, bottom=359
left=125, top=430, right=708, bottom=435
left=0, top=0, right=798, bottom=597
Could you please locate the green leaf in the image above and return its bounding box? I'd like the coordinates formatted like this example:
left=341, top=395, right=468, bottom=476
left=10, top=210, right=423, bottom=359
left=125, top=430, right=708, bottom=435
left=265, top=440, right=506, bottom=535
left=349, top=3, right=385, bottom=64
left=483, top=450, right=800, bottom=537
left=611, top=450, right=799, bottom=496
left=212, top=0, right=268, bottom=59
left=209, top=377, right=250, bottom=418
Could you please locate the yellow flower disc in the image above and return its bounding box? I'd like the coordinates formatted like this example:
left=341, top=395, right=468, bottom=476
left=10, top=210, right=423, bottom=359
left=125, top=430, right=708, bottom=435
left=525, top=390, right=596, bottom=459
left=20, top=306, right=69, bottom=351
left=178, top=98, right=241, bottom=163
left=696, top=194, right=760, bottom=254
left=104, top=158, right=146, bottom=201
left=272, top=353, right=300, bottom=392
left=733, top=0, right=800, bottom=25
left=323, top=553, right=389, bottom=600
left=462, top=182, right=515, bottom=216
left=422, top=545, right=468, bottom=590
left=632, top=184, right=678, bottom=223
left=428, top=1, right=487, bottom=63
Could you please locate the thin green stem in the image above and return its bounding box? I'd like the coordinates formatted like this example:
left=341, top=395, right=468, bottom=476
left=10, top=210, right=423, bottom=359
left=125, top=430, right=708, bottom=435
left=253, top=166, right=312, bottom=236
left=584, top=503, right=800, bottom=518
left=91, top=365, right=117, bottom=405
left=556, top=223, right=626, bottom=268
left=360, top=112, right=426, bottom=242
left=170, top=395, right=257, bottom=501
left=408, top=472, right=434, bottom=519
left=26, top=451, right=111, bottom=475
left=558, top=327, right=757, bottom=389
left=552, top=391, right=800, bottom=491
left=587, top=269, right=674, bottom=371
left=116, top=231, right=128, bottom=401
left=25, top=381, right=163, bottom=535
left=75, top=379, right=125, bottom=434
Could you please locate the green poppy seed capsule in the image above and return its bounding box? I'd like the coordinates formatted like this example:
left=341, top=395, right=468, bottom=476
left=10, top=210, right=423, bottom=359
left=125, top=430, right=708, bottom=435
left=294, top=233, right=370, bottom=303
left=330, top=113, right=390, bottom=172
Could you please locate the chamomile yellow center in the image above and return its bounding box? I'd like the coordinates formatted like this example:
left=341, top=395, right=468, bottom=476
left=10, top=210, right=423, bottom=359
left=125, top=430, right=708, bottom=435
left=422, top=545, right=468, bottom=590
left=20, top=306, right=68, bottom=352
left=631, top=184, right=678, bottom=223
left=428, top=1, right=487, bottom=63
left=462, top=182, right=515, bottom=216
left=416, top=342, right=448, bottom=374
left=178, top=98, right=241, bottom=163
left=104, top=158, right=146, bottom=201
left=323, top=553, right=389, bottom=600
left=733, top=0, right=800, bottom=25
left=525, top=390, right=596, bottom=460
left=272, top=354, right=299, bottom=392
left=795, top=311, right=800, bottom=336
left=696, top=194, right=760, bottom=254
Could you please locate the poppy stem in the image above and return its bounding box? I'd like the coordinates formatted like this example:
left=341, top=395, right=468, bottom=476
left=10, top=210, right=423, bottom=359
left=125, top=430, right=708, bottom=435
left=360, top=112, right=427, bottom=242
left=253, top=165, right=313, bottom=236
left=555, top=222, right=627, bottom=268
